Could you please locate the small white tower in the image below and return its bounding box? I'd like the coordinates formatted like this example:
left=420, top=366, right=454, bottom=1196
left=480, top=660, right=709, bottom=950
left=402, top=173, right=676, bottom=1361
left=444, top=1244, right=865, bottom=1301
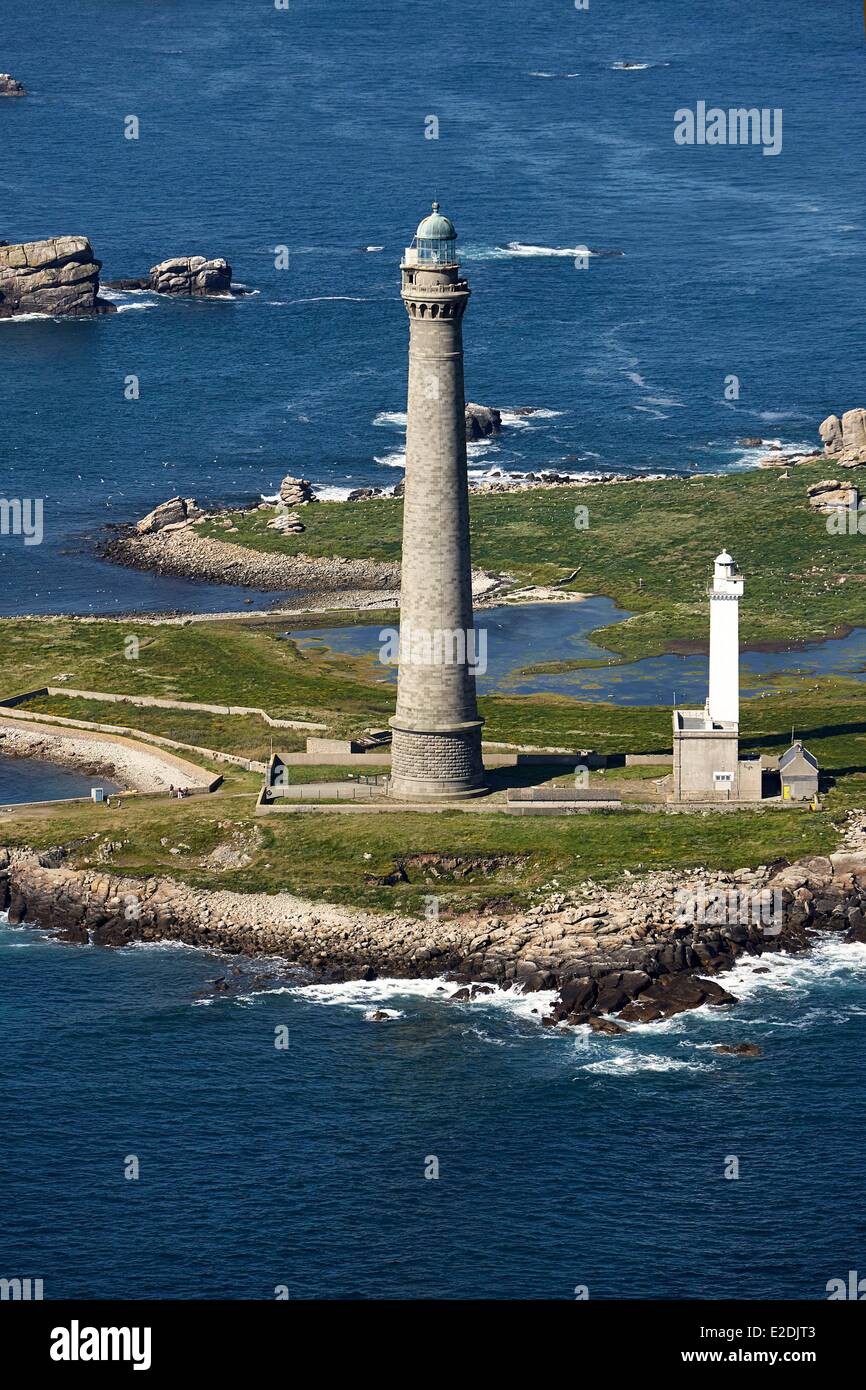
left=707, top=549, right=744, bottom=726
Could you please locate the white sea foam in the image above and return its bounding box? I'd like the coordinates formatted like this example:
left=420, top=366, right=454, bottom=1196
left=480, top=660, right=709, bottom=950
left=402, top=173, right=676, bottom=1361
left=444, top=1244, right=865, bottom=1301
left=528, top=71, right=579, bottom=79
left=581, top=1052, right=715, bottom=1075
left=256, top=975, right=557, bottom=1025
left=462, top=242, right=602, bottom=262
left=498, top=408, right=565, bottom=428
left=313, top=484, right=355, bottom=501
left=287, top=295, right=370, bottom=305
left=373, top=411, right=407, bottom=428
left=374, top=450, right=406, bottom=469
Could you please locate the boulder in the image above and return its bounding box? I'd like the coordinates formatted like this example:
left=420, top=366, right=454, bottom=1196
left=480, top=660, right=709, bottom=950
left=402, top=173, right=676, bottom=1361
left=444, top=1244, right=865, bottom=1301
left=278, top=475, right=316, bottom=507
left=103, top=277, right=149, bottom=291
left=589, top=1016, right=626, bottom=1036
left=148, top=255, right=233, bottom=297
left=617, top=973, right=737, bottom=1024
left=135, top=496, right=202, bottom=534
left=465, top=403, right=502, bottom=441
left=267, top=511, right=305, bottom=534
left=737, top=437, right=763, bottom=447
left=819, top=409, right=866, bottom=466
left=715, top=1043, right=762, bottom=1057
left=0, top=237, right=115, bottom=318
left=0, top=73, right=26, bottom=96
left=806, top=479, right=858, bottom=513
left=347, top=487, right=383, bottom=502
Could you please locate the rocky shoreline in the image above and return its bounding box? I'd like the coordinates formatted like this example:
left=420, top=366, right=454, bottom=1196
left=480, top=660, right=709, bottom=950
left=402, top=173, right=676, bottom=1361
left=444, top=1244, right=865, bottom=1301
left=99, top=523, right=508, bottom=607
left=4, top=832, right=866, bottom=1028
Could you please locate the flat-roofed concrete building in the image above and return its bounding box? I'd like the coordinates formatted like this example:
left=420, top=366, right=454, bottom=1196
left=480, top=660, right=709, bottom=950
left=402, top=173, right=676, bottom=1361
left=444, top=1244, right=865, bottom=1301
left=672, top=709, right=762, bottom=801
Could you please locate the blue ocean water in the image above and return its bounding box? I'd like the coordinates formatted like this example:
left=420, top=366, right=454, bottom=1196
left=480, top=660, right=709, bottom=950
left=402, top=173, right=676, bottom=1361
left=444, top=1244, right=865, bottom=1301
left=2, top=919, right=866, bottom=1300
left=0, top=753, right=117, bottom=804
left=2, top=1, right=866, bottom=1301
left=1, top=0, right=865, bottom=614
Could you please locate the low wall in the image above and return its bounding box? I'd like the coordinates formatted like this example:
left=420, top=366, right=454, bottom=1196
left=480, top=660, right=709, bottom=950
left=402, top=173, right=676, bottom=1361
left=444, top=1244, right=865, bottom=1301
left=507, top=801, right=622, bottom=815
left=625, top=753, right=673, bottom=767
left=0, top=686, right=326, bottom=732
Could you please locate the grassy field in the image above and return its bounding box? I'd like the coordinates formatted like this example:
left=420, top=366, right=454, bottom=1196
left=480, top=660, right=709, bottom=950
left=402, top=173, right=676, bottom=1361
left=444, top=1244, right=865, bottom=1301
left=195, top=463, right=866, bottom=657
left=0, top=791, right=841, bottom=914
left=3, top=672, right=865, bottom=911
left=2, top=466, right=865, bottom=910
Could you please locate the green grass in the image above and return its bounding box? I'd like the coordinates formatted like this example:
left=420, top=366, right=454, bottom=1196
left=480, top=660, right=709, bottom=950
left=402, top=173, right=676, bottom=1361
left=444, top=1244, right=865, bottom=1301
left=196, top=465, right=866, bottom=658
left=0, top=794, right=840, bottom=915
left=3, top=463, right=866, bottom=911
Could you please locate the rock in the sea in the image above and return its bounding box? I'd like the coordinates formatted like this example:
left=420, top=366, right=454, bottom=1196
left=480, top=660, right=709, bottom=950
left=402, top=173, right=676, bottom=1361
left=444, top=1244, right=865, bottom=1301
left=465, top=402, right=502, bottom=441
left=0, top=73, right=26, bottom=96
left=135, top=496, right=203, bottom=534
left=0, top=237, right=115, bottom=318
left=819, top=409, right=866, bottom=466
left=806, top=478, right=858, bottom=513
left=737, top=437, right=763, bottom=447
left=715, top=1043, right=762, bottom=1057
left=618, top=973, right=737, bottom=1024
left=148, top=255, right=233, bottom=297
left=278, top=476, right=317, bottom=507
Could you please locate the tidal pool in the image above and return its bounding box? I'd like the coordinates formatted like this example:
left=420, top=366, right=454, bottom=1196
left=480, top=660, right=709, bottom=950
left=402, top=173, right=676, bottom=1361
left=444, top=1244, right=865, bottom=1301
left=288, top=600, right=866, bottom=706
left=0, top=755, right=119, bottom=806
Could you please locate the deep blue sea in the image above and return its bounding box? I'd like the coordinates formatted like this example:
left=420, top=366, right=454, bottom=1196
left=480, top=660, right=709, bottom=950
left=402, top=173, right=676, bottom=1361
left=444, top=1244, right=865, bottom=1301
left=2, top=0, right=866, bottom=1300
left=2, top=919, right=866, bottom=1300
left=2, top=0, right=865, bottom=615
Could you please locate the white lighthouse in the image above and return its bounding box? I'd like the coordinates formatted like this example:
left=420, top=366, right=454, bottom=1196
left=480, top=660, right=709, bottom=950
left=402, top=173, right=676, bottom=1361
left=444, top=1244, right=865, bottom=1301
left=671, top=548, right=760, bottom=803
left=706, top=549, right=743, bottom=726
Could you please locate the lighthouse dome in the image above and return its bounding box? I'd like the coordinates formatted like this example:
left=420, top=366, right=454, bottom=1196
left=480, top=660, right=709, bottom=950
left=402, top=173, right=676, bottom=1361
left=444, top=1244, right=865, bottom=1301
left=413, top=201, right=457, bottom=264
left=416, top=201, right=456, bottom=240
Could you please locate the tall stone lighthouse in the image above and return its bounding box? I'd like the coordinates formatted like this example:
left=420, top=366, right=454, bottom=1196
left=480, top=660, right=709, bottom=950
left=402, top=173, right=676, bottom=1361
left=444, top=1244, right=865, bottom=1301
left=388, top=203, right=487, bottom=801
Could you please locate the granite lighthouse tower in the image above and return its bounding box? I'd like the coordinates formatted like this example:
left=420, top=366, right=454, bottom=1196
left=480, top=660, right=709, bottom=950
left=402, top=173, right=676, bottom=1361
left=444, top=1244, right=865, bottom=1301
left=388, top=203, right=487, bottom=800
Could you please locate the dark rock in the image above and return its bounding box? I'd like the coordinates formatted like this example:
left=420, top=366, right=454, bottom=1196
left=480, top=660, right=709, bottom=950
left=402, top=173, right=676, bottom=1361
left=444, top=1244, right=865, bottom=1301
left=0, top=237, right=116, bottom=318
left=520, top=970, right=556, bottom=992
left=465, top=403, right=502, bottom=440
left=347, top=487, right=383, bottom=502
left=103, top=277, right=149, bottom=291
left=715, top=1043, right=762, bottom=1057
left=737, top=437, right=763, bottom=447
left=589, top=1016, right=626, bottom=1036
left=618, top=973, right=737, bottom=1024
left=559, top=976, right=596, bottom=1014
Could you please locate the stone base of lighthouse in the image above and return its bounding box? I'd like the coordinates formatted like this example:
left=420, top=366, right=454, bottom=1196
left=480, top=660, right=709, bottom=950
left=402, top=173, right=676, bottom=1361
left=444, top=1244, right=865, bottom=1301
left=388, top=720, right=486, bottom=801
